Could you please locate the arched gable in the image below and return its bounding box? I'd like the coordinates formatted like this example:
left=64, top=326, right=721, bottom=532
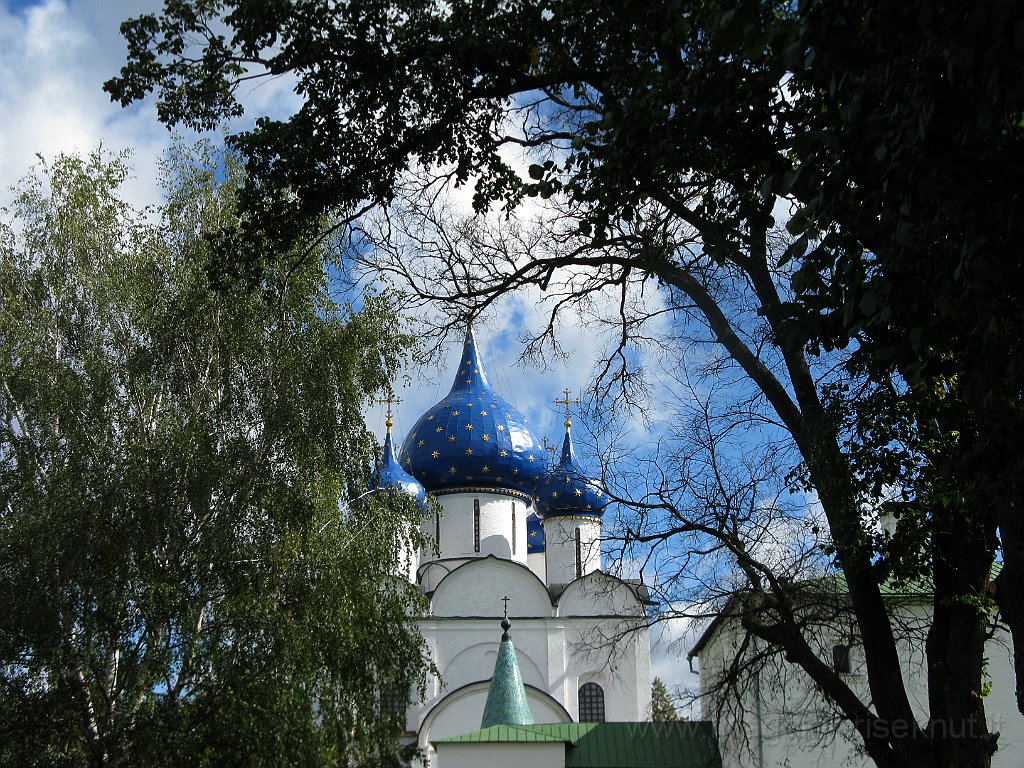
left=440, top=641, right=545, bottom=692
left=431, top=555, right=553, bottom=617
left=417, top=681, right=572, bottom=751
left=556, top=570, right=645, bottom=617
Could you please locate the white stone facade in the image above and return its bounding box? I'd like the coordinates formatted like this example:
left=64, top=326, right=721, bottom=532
left=692, top=602, right=1023, bottom=768
left=406, top=494, right=652, bottom=767
left=542, top=516, right=602, bottom=585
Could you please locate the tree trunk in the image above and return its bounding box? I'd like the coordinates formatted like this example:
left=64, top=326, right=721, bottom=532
left=994, top=504, right=1024, bottom=716
left=926, top=496, right=997, bottom=768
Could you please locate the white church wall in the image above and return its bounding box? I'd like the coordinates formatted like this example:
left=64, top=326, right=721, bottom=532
left=697, top=601, right=1023, bottom=768
left=416, top=680, right=571, bottom=768
left=565, top=616, right=652, bottom=722
left=430, top=557, right=552, bottom=617
left=440, top=637, right=546, bottom=692
left=411, top=568, right=653, bottom=745
left=528, top=550, right=547, bottom=582
left=435, top=741, right=565, bottom=768
left=422, top=492, right=531, bottom=566
left=543, top=517, right=601, bottom=584
left=557, top=573, right=645, bottom=617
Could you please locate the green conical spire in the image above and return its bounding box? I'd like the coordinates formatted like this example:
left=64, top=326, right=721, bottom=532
left=481, top=610, right=534, bottom=728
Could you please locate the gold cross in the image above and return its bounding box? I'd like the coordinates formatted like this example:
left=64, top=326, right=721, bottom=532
left=376, top=393, right=402, bottom=431
left=553, top=388, right=581, bottom=428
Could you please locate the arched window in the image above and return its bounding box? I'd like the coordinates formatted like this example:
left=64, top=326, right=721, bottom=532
left=380, top=685, right=408, bottom=730
left=833, top=644, right=852, bottom=674
left=473, top=499, right=480, bottom=553
left=578, top=682, right=605, bottom=722
left=435, top=512, right=441, bottom=548
left=575, top=527, right=583, bottom=578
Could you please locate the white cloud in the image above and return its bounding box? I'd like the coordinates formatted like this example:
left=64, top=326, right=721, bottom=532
left=651, top=609, right=705, bottom=718
left=0, top=1, right=171, bottom=210
left=0, top=0, right=733, bottom=707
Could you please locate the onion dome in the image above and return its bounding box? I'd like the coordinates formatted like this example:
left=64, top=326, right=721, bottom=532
left=526, top=512, right=545, bottom=553
left=398, top=328, right=544, bottom=500
left=535, top=422, right=606, bottom=519
left=373, top=417, right=428, bottom=511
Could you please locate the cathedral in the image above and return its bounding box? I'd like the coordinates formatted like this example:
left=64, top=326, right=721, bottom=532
left=374, top=327, right=654, bottom=765
left=372, top=328, right=1022, bottom=768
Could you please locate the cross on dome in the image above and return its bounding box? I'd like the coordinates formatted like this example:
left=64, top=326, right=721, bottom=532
left=377, top=392, right=402, bottom=432
left=554, top=388, right=581, bottom=429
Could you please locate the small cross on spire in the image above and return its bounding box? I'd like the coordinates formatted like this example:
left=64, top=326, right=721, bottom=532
left=553, top=388, right=581, bottom=429
left=377, top=393, right=402, bottom=432
left=500, top=596, right=512, bottom=639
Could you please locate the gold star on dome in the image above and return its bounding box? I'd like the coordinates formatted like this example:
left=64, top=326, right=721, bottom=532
left=405, top=458, right=411, bottom=465
left=552, top=491, right=559, bottom=498
left=482, top=466, right=490, bottom=473
left=465, top=475, right=474, bottom=481
left=529, top=530, right=537, bottom=538
left=427, top=415, right=434, bottom=421
left=574, top=488, right=583, bottom=496
left=465, top=424, right=473, bottom=431
left=586, top=504, right=593, bottom=510
left=432, top=450, right=440, bottom=458
left=435, top=427, right=443, bottom=433
left=448, top=436, right=456, bottom=442
left=482, top=434, right=490, bottom=442
left=595, top=490, right=603, bottom=497
left=465, top=378, right=472, bottom=383
left=465, top=403, right=473, bottom=407
left=450, top=466, right=458, bottom=474
left=496, top=425, right=505, bottom=432
left=495, top=476, right=503, bottom=482
left=465, top=448, right=473, bottom=455
left=464, top=358, right=471, bottom=364
left=513, top=468, right=519, bottom=475
left=500, top=449, right=508, bottom=457
left=528, top=455, right=535, bottom=462
left=452, top=410, right=460, bottom=416
left=480, top=410, right=488, bottom=416
left=418, top=440, right=425, bottom=447
left=473, top=368, right=479, bottom=374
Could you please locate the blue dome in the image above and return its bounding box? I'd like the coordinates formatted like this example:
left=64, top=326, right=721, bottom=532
left=526, top=512, right=545, bottom=553
left=398, top=328, right=544, bottom=499
left=535, top=427, right=607, bottom=519
left=374, top=428, right=428, bottom=510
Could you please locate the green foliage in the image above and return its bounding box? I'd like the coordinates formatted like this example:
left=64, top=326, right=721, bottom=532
left=0, top=145, right=426, bottom=766
left=651, top=677, right=680, bottom=722
left=103, top=0, right=1021, bottom=759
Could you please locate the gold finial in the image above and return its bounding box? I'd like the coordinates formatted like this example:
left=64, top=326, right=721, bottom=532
left=553, top=388, right=580, bottom=429
left=377, top=393, right=402, bottom=433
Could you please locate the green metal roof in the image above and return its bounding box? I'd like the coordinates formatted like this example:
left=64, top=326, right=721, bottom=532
left=436, top=724, right=569, bottom=743
left=434, top=721, right=722, bottom=768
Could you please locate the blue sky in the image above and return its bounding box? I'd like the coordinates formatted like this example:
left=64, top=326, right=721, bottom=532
left=0, top=0, right=706, bottom=699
